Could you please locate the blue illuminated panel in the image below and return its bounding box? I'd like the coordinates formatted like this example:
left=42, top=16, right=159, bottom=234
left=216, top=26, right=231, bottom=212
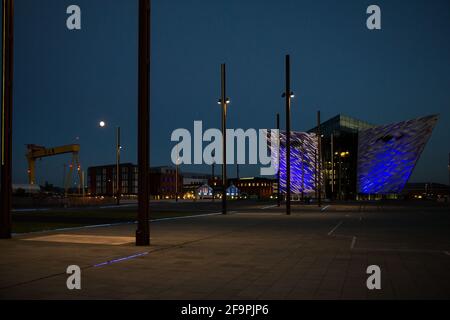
left=357, top=115, right=438, bottom=194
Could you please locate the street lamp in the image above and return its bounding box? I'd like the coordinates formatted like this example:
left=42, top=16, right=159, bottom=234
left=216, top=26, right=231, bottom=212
left=99, top=121, right=121, bottom=205
left=282, top=54, right=294, bottom=215
left=218, top=63, right=230, bottom=215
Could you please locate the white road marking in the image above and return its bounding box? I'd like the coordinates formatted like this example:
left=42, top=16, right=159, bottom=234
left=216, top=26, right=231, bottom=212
left=328, top=221, right=343, bottom=236
left=353, top=247, right=447, bottom=255
left=350, top=236, right=357, bottom=249
left=99, top=204, right=137, bottom=209
left=261, top=204, right=278, bottom=210
left=321, top=205, right=331, bottom=212
left=151, top=212, right=222, bottom=222
left=12, top=212, right=223, bottom=236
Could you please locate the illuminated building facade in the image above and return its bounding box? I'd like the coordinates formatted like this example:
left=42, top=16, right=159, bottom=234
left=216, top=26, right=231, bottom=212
left=272, top=131, right=320, bottom=196
left=357, top=115, right=438, bottom=195
left=301, top=114, right=438, bottom=199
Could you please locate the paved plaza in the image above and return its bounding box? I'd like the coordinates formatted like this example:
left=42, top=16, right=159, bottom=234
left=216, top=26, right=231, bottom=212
left=0, top=202, right=449, bottom=299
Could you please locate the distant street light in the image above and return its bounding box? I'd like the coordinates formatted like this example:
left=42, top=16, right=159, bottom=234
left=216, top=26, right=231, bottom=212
left=99, top=121, right=121, bottom=205
left=282, top=55, right=294, bottom=215
left=218, top=63, right=230, bottom=215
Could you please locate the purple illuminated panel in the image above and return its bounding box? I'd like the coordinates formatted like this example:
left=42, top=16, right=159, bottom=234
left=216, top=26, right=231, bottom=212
left=270, top=131, right=320, bottom=195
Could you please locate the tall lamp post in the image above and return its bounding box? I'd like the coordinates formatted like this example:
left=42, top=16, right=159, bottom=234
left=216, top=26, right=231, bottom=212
left=136, top=0, right=151, bottom=246
left=0, top=0, right=14, bottom=239
left=276, top=113, right=281, bottom=207
left=282, top=55, right=294, bottom=215
left=99, top=121, right=121, bottom=205
left=317, top=111, right=322, bottom=207
left=218, top=63, right=230, bottom=215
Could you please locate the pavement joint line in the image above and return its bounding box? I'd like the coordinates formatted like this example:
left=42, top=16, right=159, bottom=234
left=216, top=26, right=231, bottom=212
left=350, top=236, right=357, bottom=249
left=327, top=221, right=343, bottom=236
left=320, top=205, right=331, bottom=212
left=93, top=251, right=149, bottom=267
left=0, top=263, right=94, bottom=291
left=261, top=204, right=278, bottom=210
left=12, top=208, right=50, bottom=213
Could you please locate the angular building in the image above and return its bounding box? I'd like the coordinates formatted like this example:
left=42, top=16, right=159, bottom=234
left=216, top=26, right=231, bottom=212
left=357, top=115, right=439, bottom=195
left=296, top=114, right=439, bottom=200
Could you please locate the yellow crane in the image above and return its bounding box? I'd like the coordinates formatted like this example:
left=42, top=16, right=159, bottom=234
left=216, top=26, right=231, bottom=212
left=26, top=144, right=82, bottom=195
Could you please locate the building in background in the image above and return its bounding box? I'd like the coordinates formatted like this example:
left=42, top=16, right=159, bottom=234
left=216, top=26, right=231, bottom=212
left=230, top=177, right=275, bottom=199
left=182, top=172, right=211, bottom=187
left=401, top=182, right=449, bottom=201
left=87, top=163, right=137, bottom=196
left=87, top=164, right=181, bottom=199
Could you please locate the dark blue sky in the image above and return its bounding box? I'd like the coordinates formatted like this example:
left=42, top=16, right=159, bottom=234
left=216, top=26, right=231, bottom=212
left=7, top=0, right=450, bottom=186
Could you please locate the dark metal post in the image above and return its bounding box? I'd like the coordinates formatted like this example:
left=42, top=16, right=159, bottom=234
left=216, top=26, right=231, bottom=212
left=175, top=160, right=178, bottom=202
left=448, top=152, right=450, bottom=205
left=116, top=126, right=121, bottom=205
left=220, top=64, right=227, bottom=215
left=276, top=113, right=281, bottom=207
left=331, top=132, right=334, bottom=201
left=136, top=0, right=150, bottom=246
left=338, top=155, right=342, bottom=201
left=301, top=140, right=305, bottom=202
left=212, top=161, right=215, bottom=202
left=317, top=111, right=322, bottom=207
left=0, top=0, right=14, bottom=239
left=285, top=55, right=291, bottom=215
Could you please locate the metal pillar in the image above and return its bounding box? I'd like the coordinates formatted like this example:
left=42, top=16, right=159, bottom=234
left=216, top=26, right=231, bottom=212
left=220, top=64, right=227, bottom=215
left=331, top=132, right=334, bottom=200
left=0, top=0, right=14, bottom=239
left=276, top=113, right=281, bottom=207
left=301, top=140, right=305, bottom=202
left=317, top=111, right=322, bottom=207
left=212, top=161, right=215, bottom=202
left=116, top=126, right=121, bottom=205
left=175, top=143, right=179, bottom=202
left=285, top=55, right=291, bottom=215
left=136, top=0, right=150, bottom=246
left=448, top=152, right=450, bottom=205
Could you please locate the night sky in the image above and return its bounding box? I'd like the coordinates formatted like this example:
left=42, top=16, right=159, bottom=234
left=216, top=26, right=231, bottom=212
left=7, top=0, right=450, bottom=186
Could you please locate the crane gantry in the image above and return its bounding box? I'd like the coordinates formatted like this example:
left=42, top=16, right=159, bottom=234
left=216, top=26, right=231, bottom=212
left=26, top=144, right=82, bottom=194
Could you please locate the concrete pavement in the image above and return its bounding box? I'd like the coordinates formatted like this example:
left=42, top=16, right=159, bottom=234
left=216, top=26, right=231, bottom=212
left=0, top=202, right=449, bottom=299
